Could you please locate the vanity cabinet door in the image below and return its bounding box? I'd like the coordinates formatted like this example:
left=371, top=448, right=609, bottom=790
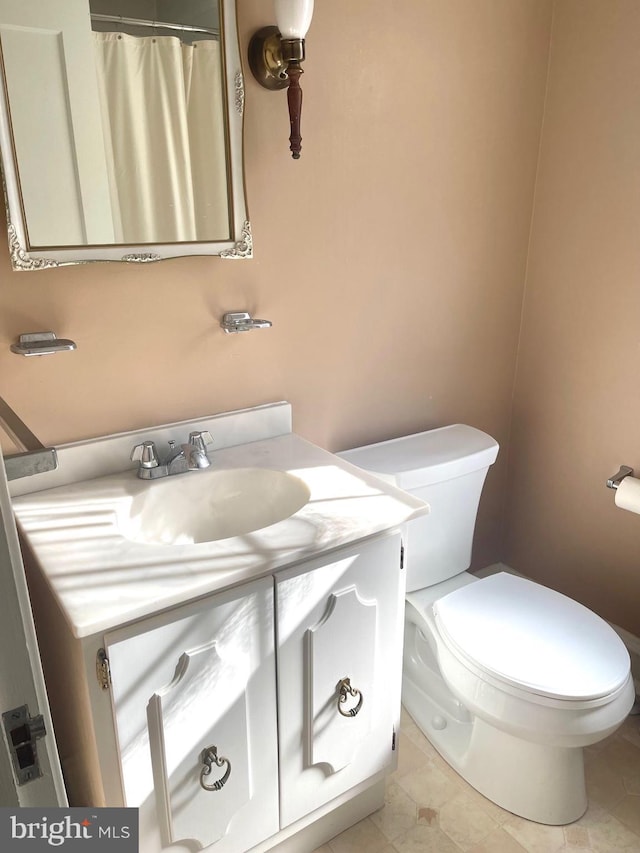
left=275, top=532, right=405, bottom=828
left=103, top=577, right=279, bottom=853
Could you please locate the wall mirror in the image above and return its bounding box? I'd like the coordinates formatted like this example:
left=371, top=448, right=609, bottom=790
left=0, top=0, right=251, bottom=270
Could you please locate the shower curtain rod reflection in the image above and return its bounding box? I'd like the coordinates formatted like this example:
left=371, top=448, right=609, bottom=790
left=90, top=13, right=219, bottom=38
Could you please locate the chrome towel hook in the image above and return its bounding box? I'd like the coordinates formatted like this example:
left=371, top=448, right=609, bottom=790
left=221, top=312, right=272, bottom=334
left=10, top=331, right=77, bottom=356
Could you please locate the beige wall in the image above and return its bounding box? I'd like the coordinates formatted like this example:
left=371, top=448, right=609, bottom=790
left=0, top=1, right=552, bottom=570
left=505, top=0, right=640, bottom=635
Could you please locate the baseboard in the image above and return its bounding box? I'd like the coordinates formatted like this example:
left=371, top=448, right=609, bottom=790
left=477, top=563, right=640, bottom=694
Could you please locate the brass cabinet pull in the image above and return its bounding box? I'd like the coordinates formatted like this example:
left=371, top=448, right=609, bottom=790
left=199, top=746, right=231, bottom=791
left=337, top=677, right=363, bottom=717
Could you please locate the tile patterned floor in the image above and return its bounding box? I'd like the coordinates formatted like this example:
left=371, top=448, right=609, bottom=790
left=315, top=707, right=640, bottom=853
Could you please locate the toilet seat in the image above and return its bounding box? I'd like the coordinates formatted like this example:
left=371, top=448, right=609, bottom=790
left=432, top=572, right=630, bottom=702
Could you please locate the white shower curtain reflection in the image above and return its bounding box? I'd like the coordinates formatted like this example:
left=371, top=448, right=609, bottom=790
left=94, top=32, right=229, bottom=244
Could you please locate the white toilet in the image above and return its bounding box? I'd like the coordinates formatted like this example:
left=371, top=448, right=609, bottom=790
left=339, top=424, right=635, bottom=825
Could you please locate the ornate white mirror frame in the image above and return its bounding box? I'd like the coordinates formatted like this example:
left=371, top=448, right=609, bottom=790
left=0, top=0, right=251, bottom=271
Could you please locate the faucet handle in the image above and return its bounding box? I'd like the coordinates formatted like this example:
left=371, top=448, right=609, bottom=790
left=131, top=440, right=160, bottom=468
left=189, top=431, right=213, bottom=454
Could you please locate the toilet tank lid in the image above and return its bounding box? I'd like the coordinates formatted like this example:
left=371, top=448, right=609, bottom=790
left=434, top=573, right=631, bottom=701
left=338, top=424, right=498, bottom=489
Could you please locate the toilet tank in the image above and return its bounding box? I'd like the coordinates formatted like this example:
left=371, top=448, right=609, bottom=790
left=338, top=425, right=499, bottom=592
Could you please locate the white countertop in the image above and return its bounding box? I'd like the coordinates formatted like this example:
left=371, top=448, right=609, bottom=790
left=13, top=433, right=427, bottom=638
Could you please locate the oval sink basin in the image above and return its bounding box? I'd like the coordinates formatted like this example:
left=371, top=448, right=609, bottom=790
left=118, top=467, right=311, bottom=546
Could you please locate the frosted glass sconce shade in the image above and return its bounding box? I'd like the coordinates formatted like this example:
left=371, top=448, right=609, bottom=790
left=274, top=0, right=314, bottom=38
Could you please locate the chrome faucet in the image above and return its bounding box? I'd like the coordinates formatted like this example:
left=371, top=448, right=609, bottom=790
left=131, top=430, right=213, bottom=480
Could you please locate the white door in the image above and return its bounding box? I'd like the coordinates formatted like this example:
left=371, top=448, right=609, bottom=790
left=0, top=448, right=67, bottom=806
left=0, top=0, right=115, bottom=246
left=276, top=532, right=406, bottom=828
left=104, top=577, right=279, bottom=853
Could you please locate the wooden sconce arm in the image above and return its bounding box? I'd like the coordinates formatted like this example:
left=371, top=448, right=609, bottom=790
left=285, top=62, right=304, bottom=159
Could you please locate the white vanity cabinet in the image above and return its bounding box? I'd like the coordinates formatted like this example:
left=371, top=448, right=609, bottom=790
left=68, top=531, right=405, bottom=853
left=13, top=409, right=426, bottom=851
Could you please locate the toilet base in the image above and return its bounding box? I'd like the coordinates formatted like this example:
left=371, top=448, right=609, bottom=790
left=403, top=675, right=588, bottom=825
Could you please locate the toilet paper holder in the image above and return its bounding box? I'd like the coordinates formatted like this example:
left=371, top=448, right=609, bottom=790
left=606, top=466, right=634, bottom=490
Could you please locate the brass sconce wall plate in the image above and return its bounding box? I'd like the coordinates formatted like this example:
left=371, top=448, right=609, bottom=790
left=248, top=26, right=289, bottom=91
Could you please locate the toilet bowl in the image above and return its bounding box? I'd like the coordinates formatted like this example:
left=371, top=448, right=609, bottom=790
left=339, top=425, right=635, bottom=825
left=404, top=571, right=634, bottom=824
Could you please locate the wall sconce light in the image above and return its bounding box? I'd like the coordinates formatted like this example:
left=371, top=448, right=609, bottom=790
left=248, top=0, right=314, bottom=160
